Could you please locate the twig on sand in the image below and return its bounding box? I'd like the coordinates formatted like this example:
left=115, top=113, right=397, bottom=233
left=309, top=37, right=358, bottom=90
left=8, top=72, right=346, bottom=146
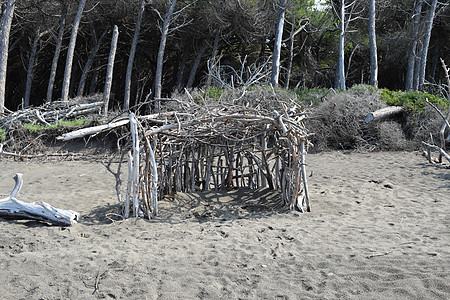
left=83, top=269, right=108, bottom=295
left=93, top=269, right=107, bottom=295
left=105, top=212, right=125, bottom=225
left=362, top=250, right=394, bottom=259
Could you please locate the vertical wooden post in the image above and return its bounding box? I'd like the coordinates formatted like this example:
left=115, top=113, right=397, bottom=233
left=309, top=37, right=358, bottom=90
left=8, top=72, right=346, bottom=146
left=205, top=145, right=213, bottom=191
left=300, top=140, right=311, bottom=212
left=130, top=113, right=140, bottom=217
left=125, top=151, right=133, bottom=218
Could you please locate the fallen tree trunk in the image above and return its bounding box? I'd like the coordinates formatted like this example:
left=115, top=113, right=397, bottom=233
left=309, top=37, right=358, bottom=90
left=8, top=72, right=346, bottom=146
left=56, top=111, right=174, bottom=141
left=57, top=119, right=130, bottom=141
left=0, top=173, right=80, bottom=226
left=365, top=106, right=404, bottom=123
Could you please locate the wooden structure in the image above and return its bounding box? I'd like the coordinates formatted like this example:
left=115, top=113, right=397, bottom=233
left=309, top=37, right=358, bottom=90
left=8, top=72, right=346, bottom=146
left=59, top=98, right=312, bottom=219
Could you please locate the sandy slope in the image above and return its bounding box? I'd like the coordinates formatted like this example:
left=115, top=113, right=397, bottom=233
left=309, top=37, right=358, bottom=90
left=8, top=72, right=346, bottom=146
left=0, top=151, right=449, bottom=300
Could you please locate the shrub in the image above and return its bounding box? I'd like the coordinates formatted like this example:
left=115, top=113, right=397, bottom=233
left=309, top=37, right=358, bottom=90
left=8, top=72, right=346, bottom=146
left=206, top=86, right=225, bottom=100
left=295, top=87, right=329, bottom=106
left=380, top=89, right=448, bottom=112
left=306, top=85, right=385, bottom=151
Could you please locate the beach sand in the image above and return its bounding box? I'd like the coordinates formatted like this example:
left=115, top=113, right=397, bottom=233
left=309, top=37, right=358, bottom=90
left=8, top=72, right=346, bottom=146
left=0, top=151, right=449, bottom=299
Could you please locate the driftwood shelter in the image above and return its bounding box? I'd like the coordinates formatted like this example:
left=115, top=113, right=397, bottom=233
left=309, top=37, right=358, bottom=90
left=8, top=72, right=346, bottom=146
left=58, top=97, right=312, bottom=219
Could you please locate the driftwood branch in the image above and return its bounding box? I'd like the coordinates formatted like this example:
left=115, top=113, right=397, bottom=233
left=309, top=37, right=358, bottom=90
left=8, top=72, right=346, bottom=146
left=365, top=106, right=404, bottom=123
left=422, top=142, right=450, bottom=163
left=56, top=112, right=174, bottom=141
left=57, top=119, right=130, bottom=141
left=0, top=173, right=80, bottom=226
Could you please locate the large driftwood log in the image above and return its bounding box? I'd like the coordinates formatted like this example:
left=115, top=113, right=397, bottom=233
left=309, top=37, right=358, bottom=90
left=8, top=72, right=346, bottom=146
left=56, top=119, right=130, bottom=141
left=365, top=106, right=404, bottom=123
left=56, top=112, right=172, bottom=141
left=0, top=173, right=80, bottom=226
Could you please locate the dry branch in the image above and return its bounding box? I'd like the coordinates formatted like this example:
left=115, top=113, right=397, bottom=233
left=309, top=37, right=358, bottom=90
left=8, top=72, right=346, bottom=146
left=422, top=142, right=450, bottom=163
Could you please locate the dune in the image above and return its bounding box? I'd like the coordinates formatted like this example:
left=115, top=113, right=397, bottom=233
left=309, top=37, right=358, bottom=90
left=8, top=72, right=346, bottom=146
left=0, top=151, right=449, bottom=299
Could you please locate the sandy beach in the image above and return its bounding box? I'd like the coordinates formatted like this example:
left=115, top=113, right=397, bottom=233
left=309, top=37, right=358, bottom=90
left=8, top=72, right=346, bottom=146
left=0, top=151, right=449, bottom=299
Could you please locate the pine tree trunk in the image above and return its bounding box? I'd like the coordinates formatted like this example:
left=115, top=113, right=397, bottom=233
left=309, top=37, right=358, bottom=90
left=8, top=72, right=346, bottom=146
left=61, top=0, right=86, bottom=102
left=24, top=30, right=40, bottom=108
left=429, top=43, right=439, bottom=83
left=124, top=0, right=146, bottom=110
left=284, top=19, right=308, bottom=89
left=186, top=40, right=209, bottom=89
left=418, top=0, right=438, bottom=90
left=284, top=21, right=296, bottom=89
left=89, top=60, right=100, bottom=94
left=205, top=29, right=220, bottom=90
left=176, top=41, right=191, bottom=92
left=405, top=0, right=423, bottom=91
left=103, top=25, right=119, bottom=115
left=271, top=0, right=286, bottom=88
left=77, top=27, right=108, bottom=97
left=154, top=0, right=176, bottom=112
left=369, top=0, right=378, bottom=87
left=0, top=0, right=15, bottom=113
left=413, top=43, right=422, bottom=90
left=338, top=0, right=346, bottom=90
left=46, top=2, right=67, bottom=103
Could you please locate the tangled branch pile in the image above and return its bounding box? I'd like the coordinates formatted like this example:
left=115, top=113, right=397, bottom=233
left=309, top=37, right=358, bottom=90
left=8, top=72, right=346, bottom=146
left=0, top=95, right=102, bottom=126
left=61, top=96, right=312, bottom=219
left=0, top=95, right=103, bottom=155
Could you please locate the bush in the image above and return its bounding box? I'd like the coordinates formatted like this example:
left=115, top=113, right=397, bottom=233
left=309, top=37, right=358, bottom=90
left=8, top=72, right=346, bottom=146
left=380, top=89, right=448, bottom=112
left=305, top=84, right=449, bottom=151
left=306, top=85, right=385, bottom=151
left=294, top=87, right=329, bottom=106
left=375, top=121, right=410, bottom=151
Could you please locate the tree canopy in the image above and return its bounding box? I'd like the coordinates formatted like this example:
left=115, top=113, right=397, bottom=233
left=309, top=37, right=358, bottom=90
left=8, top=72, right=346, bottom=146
left=0, top=0, right=448, bottom=111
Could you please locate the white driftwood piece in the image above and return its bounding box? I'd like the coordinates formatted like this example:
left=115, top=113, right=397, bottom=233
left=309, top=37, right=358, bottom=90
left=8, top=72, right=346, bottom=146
left=300, top=140, right=311, bottom=212
left=0, top=173, right=80, bottom=226
left=422, top=141, right=450, bottom=163
left=129, top=113, right=141, bottom=217
left=365, top=106, right=404, bottom=123
left=57, top=119, right=130, bottom=141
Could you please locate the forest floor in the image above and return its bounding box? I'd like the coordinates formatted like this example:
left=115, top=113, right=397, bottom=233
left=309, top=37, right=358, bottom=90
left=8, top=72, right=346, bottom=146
left=0, top=147, right=449, bottom=299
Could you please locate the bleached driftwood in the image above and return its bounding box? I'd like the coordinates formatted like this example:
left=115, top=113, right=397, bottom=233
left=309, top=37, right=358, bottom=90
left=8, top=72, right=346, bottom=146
left=56, top=112, right=171, bottom=141
left=422, top=142, right=450, bottom=163
left=0, top=173, right=80, bottom=226
left=0, top=100, right=104, bottom=126
left=365, top=106, right=404, bottom=123
left=56, top=119, right=130, bottom=141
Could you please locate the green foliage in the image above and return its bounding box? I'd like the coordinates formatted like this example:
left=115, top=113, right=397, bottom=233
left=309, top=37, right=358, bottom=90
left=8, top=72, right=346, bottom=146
left=23, top=118, right=90, bottom=133
left=206, top=87, right=225, bottom=100
left=0, top=128, right=5, bottom=141
left=295, top=87, right=329, bottom=106
left=349, top=84, right=379, bottom=94
left=380, top=89, right=448, bottom=112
